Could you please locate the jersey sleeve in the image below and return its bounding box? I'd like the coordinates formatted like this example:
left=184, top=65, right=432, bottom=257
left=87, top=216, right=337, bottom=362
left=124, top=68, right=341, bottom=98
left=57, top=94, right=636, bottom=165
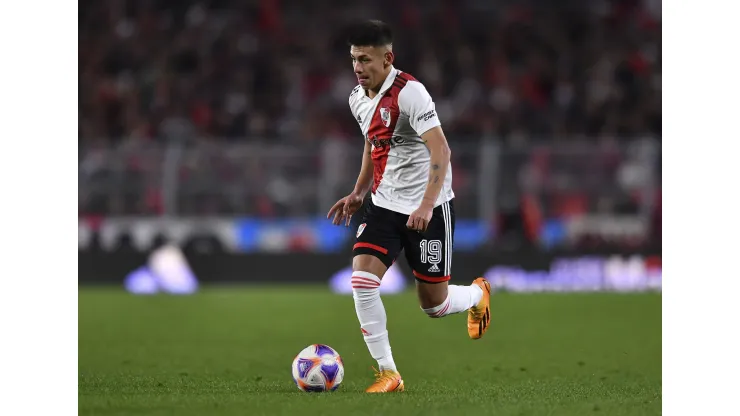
left=398, top=81, right=442, bottom=136
left=349, top=85, right=361, bottom=115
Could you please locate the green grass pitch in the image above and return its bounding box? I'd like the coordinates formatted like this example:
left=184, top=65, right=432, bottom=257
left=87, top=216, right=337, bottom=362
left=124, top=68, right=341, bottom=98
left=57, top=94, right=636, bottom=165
left=79, top=287, right=661, bottom=415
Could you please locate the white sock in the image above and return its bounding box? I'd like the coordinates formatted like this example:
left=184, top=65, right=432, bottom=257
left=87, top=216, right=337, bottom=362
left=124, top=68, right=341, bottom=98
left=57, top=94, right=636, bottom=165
left=423, top=284, right=483, bottom=318
left=352, top=271, right=397, bottom=372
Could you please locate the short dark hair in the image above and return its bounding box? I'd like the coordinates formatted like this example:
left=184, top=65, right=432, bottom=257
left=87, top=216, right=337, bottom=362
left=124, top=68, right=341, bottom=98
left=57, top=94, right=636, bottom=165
left=346, top=19, right=393, bottom=47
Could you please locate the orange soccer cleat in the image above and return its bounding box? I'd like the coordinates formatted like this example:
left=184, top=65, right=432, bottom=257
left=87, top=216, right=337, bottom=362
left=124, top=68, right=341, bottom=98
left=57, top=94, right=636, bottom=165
left=365, top=367, right=405, bottom=393
left=467, top=277, right=492, bottom=339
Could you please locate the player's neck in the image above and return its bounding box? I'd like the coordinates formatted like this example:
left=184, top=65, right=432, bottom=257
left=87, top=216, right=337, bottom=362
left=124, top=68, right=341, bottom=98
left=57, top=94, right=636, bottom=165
left=367, top=88, right=380, bottom=99
left=367, top=68, right=393, bottom=99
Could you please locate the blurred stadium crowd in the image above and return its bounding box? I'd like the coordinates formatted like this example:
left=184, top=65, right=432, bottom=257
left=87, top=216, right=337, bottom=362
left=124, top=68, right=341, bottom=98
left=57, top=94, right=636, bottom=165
left=79, top=0, right=661, bottom=143
left=79, top=0, right=661, bottom=250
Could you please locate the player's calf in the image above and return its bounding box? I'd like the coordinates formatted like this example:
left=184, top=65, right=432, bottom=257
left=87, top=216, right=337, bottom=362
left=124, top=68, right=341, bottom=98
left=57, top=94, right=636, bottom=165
left=417, top=281, right=484, bottom=318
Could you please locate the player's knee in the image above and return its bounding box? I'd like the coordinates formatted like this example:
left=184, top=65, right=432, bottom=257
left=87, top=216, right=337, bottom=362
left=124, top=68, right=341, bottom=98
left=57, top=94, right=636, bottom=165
left=352, top=255, right=388, bottom=279
left=351, top=267, right=384, bottom=304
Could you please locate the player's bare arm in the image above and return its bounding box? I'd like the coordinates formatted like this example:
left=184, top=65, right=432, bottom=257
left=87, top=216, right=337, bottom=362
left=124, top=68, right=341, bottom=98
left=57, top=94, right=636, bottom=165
left=352, top=138, right=374, bottom=197
left=327, top=139, right=373, bottom=226
left=406, top=126, right=451, bottom=232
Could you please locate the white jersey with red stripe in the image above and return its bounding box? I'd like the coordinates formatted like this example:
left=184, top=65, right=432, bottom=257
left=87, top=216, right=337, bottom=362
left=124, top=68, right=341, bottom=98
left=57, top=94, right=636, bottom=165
left=348, top=66, right=454, bottom=215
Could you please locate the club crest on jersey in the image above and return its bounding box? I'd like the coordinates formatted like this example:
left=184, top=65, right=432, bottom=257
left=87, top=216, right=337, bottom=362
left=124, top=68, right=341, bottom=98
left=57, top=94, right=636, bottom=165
left=379, top=107, right=391, bottom=127
left=356, top=223, right=366, bottom=238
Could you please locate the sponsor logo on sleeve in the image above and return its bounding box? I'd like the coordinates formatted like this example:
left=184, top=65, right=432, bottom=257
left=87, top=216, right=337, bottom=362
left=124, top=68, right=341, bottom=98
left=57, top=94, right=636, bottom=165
left=417, top=110, right=436, bottom=122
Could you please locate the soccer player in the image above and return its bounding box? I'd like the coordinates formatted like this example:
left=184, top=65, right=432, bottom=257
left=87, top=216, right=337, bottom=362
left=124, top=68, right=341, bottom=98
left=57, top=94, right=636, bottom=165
left=326, top=20, right=492, bottom=393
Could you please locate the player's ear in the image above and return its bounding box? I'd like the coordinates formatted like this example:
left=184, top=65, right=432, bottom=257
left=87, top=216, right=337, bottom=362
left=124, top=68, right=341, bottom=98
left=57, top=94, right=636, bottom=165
left=384, top=50, right=395, bottom=67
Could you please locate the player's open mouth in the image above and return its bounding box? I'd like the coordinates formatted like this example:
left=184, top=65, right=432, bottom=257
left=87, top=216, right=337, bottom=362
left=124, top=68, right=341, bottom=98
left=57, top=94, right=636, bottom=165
left=358, top=77, right=369, bottom=84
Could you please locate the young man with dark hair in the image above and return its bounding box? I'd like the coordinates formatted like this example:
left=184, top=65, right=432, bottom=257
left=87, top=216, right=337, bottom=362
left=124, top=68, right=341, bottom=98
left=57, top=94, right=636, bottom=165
left=327, top=19, right=493, bottom=393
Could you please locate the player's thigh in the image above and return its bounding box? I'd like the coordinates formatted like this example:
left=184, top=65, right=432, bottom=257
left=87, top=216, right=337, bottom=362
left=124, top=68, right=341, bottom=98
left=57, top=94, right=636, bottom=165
left=352, top=201, right=403, bottom=279
left=403, top=200, right=455, bottom=307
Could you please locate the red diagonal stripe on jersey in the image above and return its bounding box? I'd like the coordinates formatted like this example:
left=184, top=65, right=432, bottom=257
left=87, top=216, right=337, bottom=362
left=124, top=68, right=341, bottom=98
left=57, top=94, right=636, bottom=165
left=367, top=89, right=402, bottom=195
left=397, top=72, right=417, bottom=83
left=370, top=142, right=391, bottom=194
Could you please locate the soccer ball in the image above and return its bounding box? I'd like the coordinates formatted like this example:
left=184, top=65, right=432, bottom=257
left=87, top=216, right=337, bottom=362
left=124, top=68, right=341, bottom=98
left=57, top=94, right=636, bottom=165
left=291, top=344, right=345, bottom=392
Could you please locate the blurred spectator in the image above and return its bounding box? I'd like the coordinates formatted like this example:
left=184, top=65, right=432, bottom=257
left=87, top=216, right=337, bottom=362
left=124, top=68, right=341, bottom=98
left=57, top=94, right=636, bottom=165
left=79, top=0, right=662, bottom=143
left=78, top=0, right=662, bottom=247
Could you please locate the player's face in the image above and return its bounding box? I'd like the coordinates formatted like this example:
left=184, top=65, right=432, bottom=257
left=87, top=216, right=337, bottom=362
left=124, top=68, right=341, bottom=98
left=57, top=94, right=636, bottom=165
left=350, top=45, right=392, bottom=91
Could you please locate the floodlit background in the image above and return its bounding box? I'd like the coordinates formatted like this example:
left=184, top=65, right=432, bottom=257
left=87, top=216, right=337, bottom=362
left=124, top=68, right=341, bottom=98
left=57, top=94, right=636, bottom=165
left=79, top=0, right=661, bottom=289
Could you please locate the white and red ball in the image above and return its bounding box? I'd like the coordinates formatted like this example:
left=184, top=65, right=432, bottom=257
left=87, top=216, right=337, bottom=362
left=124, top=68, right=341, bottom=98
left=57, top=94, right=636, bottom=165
left=291, top=344, right=344, bottom=392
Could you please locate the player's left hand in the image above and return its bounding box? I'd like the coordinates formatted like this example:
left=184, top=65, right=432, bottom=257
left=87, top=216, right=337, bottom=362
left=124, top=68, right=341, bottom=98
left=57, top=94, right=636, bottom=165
left=406, top=205, right=433, bottom=232
left=327, top=192, right=364, bottom=227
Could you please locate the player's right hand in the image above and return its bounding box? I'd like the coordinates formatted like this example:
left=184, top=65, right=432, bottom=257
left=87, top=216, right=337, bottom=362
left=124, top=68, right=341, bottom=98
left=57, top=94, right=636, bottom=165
left=327, top=193, right=364, bottom=227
